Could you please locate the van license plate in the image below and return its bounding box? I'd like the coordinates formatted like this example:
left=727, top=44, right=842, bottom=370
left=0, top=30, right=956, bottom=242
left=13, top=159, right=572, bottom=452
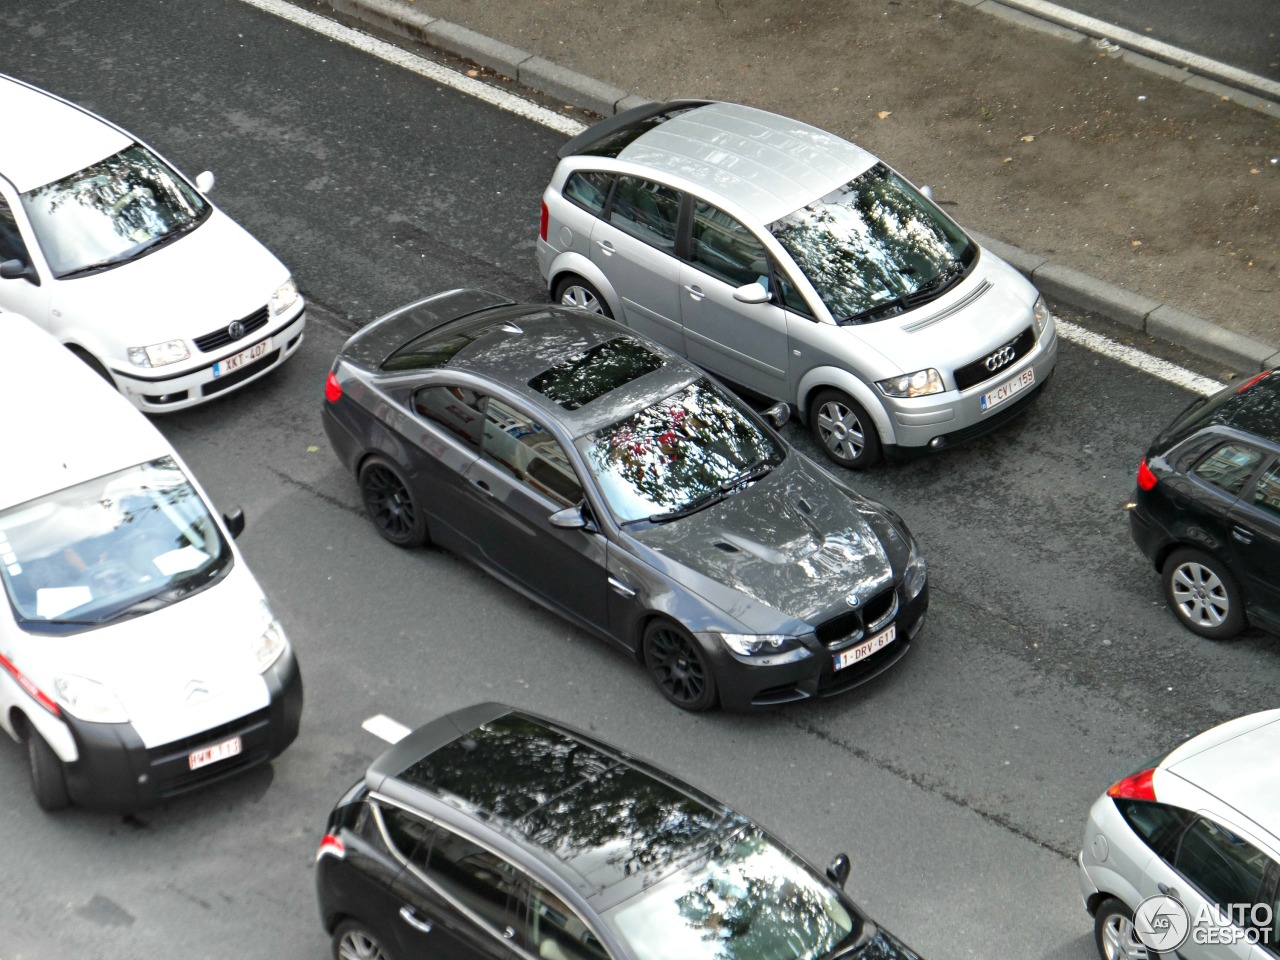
left=189, top=736, right=242, bottom=770
left=980, top=368, right=1034, bottom=413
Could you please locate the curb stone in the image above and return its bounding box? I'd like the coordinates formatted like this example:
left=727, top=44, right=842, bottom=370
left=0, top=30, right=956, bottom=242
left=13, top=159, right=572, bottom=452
left=313, top=0, right=1280, bottom=377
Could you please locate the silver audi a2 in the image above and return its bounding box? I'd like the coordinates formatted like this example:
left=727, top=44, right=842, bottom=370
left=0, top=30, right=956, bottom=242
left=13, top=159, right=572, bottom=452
left=538, top=100, right=1058, bottom=468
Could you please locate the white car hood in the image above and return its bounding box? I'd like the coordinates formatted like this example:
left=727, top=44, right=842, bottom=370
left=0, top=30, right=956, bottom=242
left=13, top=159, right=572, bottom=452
left=30, top=562, right=274, bottom=748
left=51, top=208, right=290, bottom=346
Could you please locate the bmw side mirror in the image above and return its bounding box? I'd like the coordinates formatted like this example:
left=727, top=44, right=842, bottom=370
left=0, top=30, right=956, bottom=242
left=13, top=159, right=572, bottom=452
left=195, top=171, right=216, bottom=193
left=732, top=282, right=771, bottom=305
left=762, top=402, right=790, bottom=429
left=0, top=258, right=40, bottom=286
left=826, top=853, right=851, bottom=888
left=549, top=506, right=587, bottom=530
left=223, top=507, right=245, bottom=539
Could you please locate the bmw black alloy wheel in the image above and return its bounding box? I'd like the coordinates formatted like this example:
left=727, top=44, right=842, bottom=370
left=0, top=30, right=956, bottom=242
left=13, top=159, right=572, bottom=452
left=644, top=621, right=718, bottom=711
left=358, top=457, right=428, bottom=547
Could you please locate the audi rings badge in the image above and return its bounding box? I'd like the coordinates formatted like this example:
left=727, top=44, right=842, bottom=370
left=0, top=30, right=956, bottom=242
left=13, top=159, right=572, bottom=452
left=983, top=345, right=1016, bottom=372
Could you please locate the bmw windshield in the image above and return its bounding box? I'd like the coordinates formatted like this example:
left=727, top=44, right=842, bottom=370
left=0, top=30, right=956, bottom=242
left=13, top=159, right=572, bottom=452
left=0, top=457, right=231, bottom=634
left=769, top=162, right=974, bottom=324
left=577, top=379, right=783, bottom=523
left=21, top=143, right=209, bottom=278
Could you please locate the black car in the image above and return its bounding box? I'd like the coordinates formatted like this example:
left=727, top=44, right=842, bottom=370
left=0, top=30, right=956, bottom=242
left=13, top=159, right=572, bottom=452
left=321, top=290, right=928, bottom=711
left=1129, top=369, right=1280, bottom=639
left=315, top=702, right=925, bottom=960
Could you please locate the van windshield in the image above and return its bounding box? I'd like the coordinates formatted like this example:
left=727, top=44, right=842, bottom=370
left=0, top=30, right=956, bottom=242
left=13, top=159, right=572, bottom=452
left=769, top=163, right=974, bottom=324
left=0, top=457, right=231, bottom=633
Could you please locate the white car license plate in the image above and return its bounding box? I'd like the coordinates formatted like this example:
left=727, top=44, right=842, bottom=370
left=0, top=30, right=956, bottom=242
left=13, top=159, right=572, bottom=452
left=213, top=339, right=269, bottom=378
left=833, top=624, right=896, bottom=671
left=980, top=367, right=1035, bottom=413
left=189, top=736, right=242, bottom=770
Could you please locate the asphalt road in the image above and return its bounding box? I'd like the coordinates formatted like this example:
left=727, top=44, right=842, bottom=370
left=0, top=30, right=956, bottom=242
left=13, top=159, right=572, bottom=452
left=2, top=1, right=1278, bottom=958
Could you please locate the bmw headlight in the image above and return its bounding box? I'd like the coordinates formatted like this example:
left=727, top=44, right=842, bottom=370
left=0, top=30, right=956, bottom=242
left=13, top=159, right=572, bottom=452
left=713, top=633, right=801, bottom=657
left=127, top=339, right=190, bottom=368
left=53, top=674, right=129, bottom=723
left=270, top=277, right=300, bottom=316
left=877, top=368, right=945, bottom=398
left=250, top=618, right=289, bottom=672
left=903, top=539, right=927, bottom=602
left=1032, top=295, right=1052, bottom=338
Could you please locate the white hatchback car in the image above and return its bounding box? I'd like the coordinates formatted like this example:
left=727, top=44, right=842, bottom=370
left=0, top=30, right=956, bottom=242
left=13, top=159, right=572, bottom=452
left=0, top=73, right=306, bottom=413
left=0, top=313, right=302, bottom=811
left=1078, top=709, right=1280, bottom=959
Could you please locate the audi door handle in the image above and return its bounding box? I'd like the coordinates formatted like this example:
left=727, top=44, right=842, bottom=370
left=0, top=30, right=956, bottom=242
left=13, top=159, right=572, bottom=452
left=1231, top=525, right=1254, bottom=544
left=596, top=239, right=615, bottom=255
left=399, top=906, right=433, bottom=933
left=609, top=576, right=636, bottom=598
left=683, top=284, right=706, bottom=301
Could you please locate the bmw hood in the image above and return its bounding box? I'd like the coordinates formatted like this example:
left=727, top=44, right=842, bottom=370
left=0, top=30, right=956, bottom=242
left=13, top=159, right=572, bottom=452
left=634, top=455, right=902, bottom=626
left=50, top=208, right=290, bottom=346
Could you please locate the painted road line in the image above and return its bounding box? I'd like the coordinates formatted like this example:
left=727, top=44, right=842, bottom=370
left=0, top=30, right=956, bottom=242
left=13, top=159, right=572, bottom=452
left=363, top=714, right=412, bottom=743
left=240, top=0, right=587, bottom=136
left=1056, top=318, right=1225, bottom=395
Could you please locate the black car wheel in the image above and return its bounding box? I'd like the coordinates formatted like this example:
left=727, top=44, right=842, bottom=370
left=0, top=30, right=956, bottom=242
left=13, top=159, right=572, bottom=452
left=810, top=389, right=882, bottom=469
left=332, top=920, right=395, bottom=960
left=358, top=456, right=429, bottom=548
left=1092, top=897, right=1147, bottom=960
left=643, top=620, right=718, bottom=712
left=554, top=276, right=612, bottom=318
left=26, top=725, right=69, bottom=812
left=1162, top=547, right=1245, bottom=640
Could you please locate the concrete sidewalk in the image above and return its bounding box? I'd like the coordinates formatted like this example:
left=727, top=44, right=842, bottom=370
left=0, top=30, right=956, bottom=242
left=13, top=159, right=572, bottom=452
left=310, top=0, right=1280, bottom=373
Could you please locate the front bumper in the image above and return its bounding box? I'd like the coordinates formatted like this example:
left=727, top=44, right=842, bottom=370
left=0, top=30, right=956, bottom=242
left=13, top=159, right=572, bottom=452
left=61, top=649, right=303, bottom=811
left=110, top=306, right=306, bottom=413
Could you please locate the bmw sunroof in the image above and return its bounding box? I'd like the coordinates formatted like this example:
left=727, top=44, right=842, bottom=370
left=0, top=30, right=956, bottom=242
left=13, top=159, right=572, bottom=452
left=528, top=337, right=664, bottom=410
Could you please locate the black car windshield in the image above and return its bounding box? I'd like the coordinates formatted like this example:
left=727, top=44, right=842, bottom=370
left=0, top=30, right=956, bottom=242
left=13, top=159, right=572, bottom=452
left=769, top=163, right=973, bottom=324
left=606, top=825, right=858, bottom=960
left=21, top=143, right=209, bottom=278
left=0, top=457, right=230, bottom=632
left=577, top=379, right=783, bottom=523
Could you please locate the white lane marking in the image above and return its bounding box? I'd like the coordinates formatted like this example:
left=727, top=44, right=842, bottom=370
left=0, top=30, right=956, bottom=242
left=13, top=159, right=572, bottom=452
left=1056, top=319, right=1225, bottom=395
left=363, top=714, right=413, bottom=743
left=238, top=0, right=587, bottom=136
left=239, top=0, right=1234, bottom=398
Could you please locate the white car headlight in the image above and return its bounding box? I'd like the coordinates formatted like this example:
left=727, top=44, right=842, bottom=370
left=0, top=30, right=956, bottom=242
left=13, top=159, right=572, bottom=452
left=714, top=633, right=799, bottom=657
left=250, top=619, right=288, bottom=672
left=127, top=339, right=190, bottom=368
left=877, top=368, right=945, bottom=398
left=53, top=674, right=129, bottom=723
left=1032, top=295, right=1052, bottom=337
left=270, top=277, right=299, bottom=316
left=903, top=539, right=928, bottom=602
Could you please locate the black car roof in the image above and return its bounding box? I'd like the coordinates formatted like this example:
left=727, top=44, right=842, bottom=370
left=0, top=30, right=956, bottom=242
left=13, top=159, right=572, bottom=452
left=1158, top=370, right=1280, bottom=450
left=367, top=704, right=743, bottom=901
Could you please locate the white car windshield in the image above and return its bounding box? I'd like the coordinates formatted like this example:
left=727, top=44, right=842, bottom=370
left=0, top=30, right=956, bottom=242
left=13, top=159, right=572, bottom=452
left=769, top=163, right=974, bottom=324
left=0, top=457, right=230, bottom=633
left=21, top=143, right=209, bottom=278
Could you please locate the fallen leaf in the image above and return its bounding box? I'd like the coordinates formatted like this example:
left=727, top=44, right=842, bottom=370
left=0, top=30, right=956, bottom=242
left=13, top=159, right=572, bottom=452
left=1002, top=156, right=1013, bottom=163
left=307, top=445, right=319, bottom=453
left=1130, top=240, right=1142, bottom=247
left=1250, top=168, right=1260, bottom=174
left=876, top=110, right=892, bottom=120
left=1020, top=134, right=1035, bottom=142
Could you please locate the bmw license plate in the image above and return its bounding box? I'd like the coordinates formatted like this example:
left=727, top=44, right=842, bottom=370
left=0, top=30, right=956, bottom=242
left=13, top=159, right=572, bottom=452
left=980, top=367, right=1034, bottom=413
left=213, top=339, right=269, bottom=378
left=833, top=624, right=896, bottom=671
left=188, top=736, right=242, bottom=770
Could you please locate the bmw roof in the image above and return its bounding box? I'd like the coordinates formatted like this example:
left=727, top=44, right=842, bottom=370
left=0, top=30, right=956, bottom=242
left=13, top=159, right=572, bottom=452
left=0, top=74, right=131, bottom=193
left=566, top=100, right=879, bottom=224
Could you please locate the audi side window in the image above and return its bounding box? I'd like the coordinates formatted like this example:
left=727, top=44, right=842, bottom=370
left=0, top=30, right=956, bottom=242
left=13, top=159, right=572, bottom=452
left=564, top=171, right=614, bottom=216
left=1174, top=817, right=1270, bottom=917
left=690, top=201, right=769, bottom=290
left=481, top=399, right=584, bottom=508
left=378, top=805, right=436, bottom=871
left=1193, top=443, right=1264, bottom=496
left=607, top=176, right=680, bottom=254
left=527, top=880, right=611, bottom=960
left=413, top=383, right=486, bottom=451
left=1252, top=460, right=1280, bottom=519
left=423, top=824, right=523, bottom=936
left=775, top=271, right=814, bottom=317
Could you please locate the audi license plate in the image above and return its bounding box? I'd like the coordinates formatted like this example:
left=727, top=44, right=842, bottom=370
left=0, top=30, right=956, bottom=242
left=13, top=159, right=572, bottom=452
left=833, top=624, right=896, bottom=672
left=213, top=339, right=269, bottom=378
left=188, top=736, right=242, bottom=770
left=980, top=367, right=1034, bottom=413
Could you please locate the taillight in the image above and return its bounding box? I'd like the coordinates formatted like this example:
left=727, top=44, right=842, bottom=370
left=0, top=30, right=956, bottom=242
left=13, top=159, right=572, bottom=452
left=0, top=652, right=61, bottom=717
left=1107, top=766, right=1157, bottom=801
left=539, top=200, right=549, bottom=242
left=1237, top=371, right=1273, bottom=393
left=324, top=371, right=343, bottom=403
left=316, top=833, right=345, bottom=862
left=1136, top=457, right=1157, bottom=491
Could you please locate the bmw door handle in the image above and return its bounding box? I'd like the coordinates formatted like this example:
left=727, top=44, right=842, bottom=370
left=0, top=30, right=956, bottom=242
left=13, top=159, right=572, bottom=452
left=595, top=239, right=615, bottom=256
left=609, top=576, right=636, bottom=598
left=1231, top=525, right=1254, bottom=544
left=399, top=906, right=433, bottom=934
left=683, top=283, right=706, bottom=301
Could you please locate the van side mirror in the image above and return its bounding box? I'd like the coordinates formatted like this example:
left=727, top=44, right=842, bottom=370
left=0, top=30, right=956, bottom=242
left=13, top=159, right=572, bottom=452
left=0, top=258, right=40, bottom=286
left=826, top=853, right=851, bottom=888
left=223, top=507, right=245, bottom=539
left=195, top=171, right=216, bottom=193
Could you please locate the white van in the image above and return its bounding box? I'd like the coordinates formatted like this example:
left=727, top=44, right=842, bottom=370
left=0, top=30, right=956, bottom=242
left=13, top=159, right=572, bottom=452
left=0, top=313, right=302, bottom=810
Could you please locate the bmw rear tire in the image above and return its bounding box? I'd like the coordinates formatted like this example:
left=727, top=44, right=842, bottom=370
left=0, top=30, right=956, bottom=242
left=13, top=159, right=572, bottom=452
left=358, top=456, right=429, bottom=548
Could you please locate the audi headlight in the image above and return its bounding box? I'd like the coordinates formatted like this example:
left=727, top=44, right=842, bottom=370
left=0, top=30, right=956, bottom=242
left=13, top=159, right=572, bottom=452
left=53, top=674, right=129, bottom=723
left=903, top=538, right=927, bottom=602
left=877, top=368, right=945, bottom=398
left=1032, top=295, right=1052, bottom=338
left=251, top=618, right=289, bottom=672
left=712, top=633, right=801, bottom=657
left=127, top=339, right=190, bottom=368
left=270, top=277, right=300, bottom=316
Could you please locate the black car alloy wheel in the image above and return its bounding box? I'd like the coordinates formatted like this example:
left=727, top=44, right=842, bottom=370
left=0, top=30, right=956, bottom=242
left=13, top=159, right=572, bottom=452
left=643, top=620, right=718, bottom=711
left=358, top=456, right=429, bottom=548
left=332, top=919, right=394, bottom=960
left=1162, top=547, right=1245, bottom=640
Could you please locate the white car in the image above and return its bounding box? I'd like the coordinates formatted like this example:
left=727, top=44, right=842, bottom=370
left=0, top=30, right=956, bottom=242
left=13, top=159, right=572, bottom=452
left=0, top=314, right=302, bottom=811
left=1078, top=709, right=1280, bottom=959
left=0, top=73, right=306, bottom=412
